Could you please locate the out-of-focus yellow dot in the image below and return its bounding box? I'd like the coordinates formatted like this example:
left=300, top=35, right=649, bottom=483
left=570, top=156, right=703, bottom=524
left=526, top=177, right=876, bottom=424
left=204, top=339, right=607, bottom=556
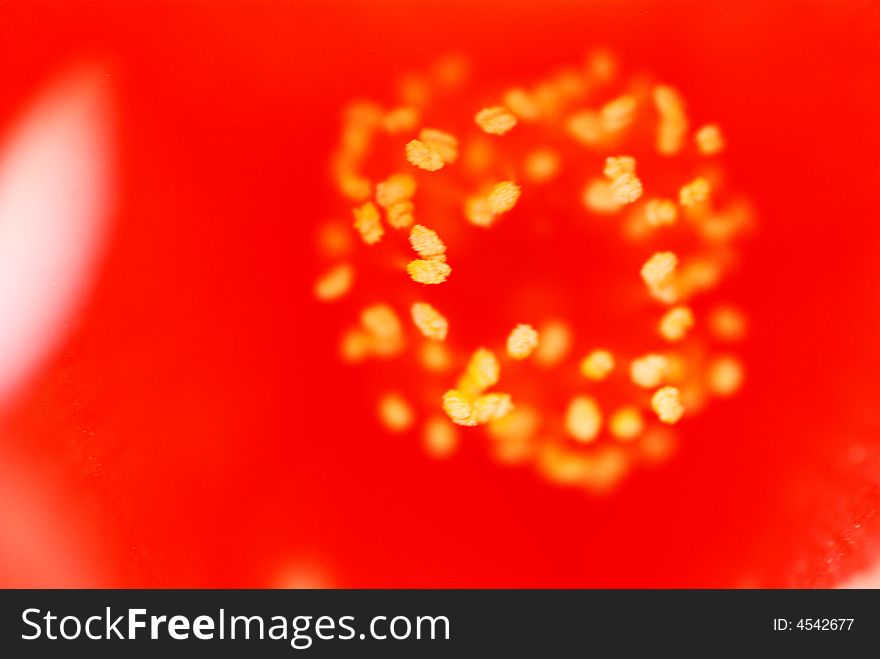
left=709, top=305, right=747, bottom=342
left=419, top=341, right=453, bottom=373
left=314, top=263, right=354, bottom=302
left=695, top=123, right=725, bottom=155
left=475, top=106, right=518, bottom=135
left=459, top=347, right=500, bottom=394
left=375, top=173, right=416, bottom=208
left=423, top=415, right=458, bottom=458
left=534, top=320, right=572, bottom=367
left=411, top=302, right=449, bottom=341
left=378, top=392, right=415, bottom=432
left=658, top=306, right=694, bottom=342
left=644, top=198, right=678, bottom=227
left=565, top=395, right=602, bottom=443
left=630, top=354, right=669, bottom=388
left=382, top=106, right=420, bottom=134
left=641, top=251, right=679, bottom=303
left=352, top=201, right=383, bottom=245
left=679, top=177, right=711, bottom=208
left=386, top=200, right=414, bottom=229
left=651, top=386, right=684, bottom=424
left=653, top=85, right=688, bottom=155
left=506, top=324, right=539, bottom=360
left=503, top=88, right=541, bottom=122
left=707, top=355, right=744, bottom=397
left=583, top=178, right=623, bottom=214
left=600, top=95, right=636, bottom=132
left=609, top=406, right=644, bottom=441
left=580, top=349, right=615, bottom=380
left=523, top=149, right=561, bottom=183
left=567, top=110, right=603, bottom=146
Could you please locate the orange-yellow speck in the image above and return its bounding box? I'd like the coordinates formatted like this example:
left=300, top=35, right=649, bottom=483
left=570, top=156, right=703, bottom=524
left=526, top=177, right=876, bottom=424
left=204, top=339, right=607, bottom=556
left=565, top=395, right=602, bottom=443
left=506, top=323, right=539, bottom=360
left=583, top=178, right=623, bottom=214
left=651, top=386, right=684, bottom=424
left=600, top=95, right=636, bottom=132
left=442, top=389, right=478, bottom=427
left=409, top=224, right=447, bottom=259
left=534, top=320, right=572, bottom=367
left=419, top=341, right=452, bottom=373
left=405, top=139, right=444, bottom=172
left=352, top=201, right=383, bottom=245
left=580, top=349, right=615, bottom=380
left=610, top=172, right=643, bottom=204
left=411, top=302, right=449, bottom=341
left=609, top=406, right=644, bottom=441
left=314, top=263, right=354, bottom=301
left=630, top=354, right=669, bottom=388
left=382, top=106, right=420, bottom=133
left=695, top=123, right=725, bottom=155
left=462, top=347, right=500, bottom=393
left=604, top=156, right=636, bottom=180
left=487, top=181, right=522, bottom=214
left=386, top=200, right=414, bottom=229
left=644, top=198, right=678, bottom=227
left=407, top=259, right=452, bottom=285
left=475, top=106, right=518, bottom=135
left=423, top=415, right=458, bottom=458
left=709, top=305, right=747, bottom=342
left=679, top=177, right=711, bottom=208
left=375, top=173, right=416, bottom=208
left=659, top=306, right=694, bottom=341
left=524, top=149, right=561, bottom=183
left=707, top=355, right=744, bottom=397
left=378, top=392, right=415, bottom=432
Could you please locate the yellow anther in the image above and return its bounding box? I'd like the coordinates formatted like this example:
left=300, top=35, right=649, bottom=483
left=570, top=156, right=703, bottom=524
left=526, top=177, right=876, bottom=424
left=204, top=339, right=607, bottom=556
left=408, top=224, right=447, bottom=259
left=603, top=156, right=636, bottom=180
left=442, top=389, right=478, bottom=426
left=534, top=320, right=572, bottom=367
left=419, top=128, right=459, bottom=164
left=679, top=177, right=711, bottom=207
left=375, top=173, right=416, bottom=208
left=386, top=200, right=414, bottom=229
left=486, top=181, right=522, bottom=214
left=405, top=139, right=444, bottom=171
left=407, top=259, right=452, bottom=285
left=381, top=106, right=420, bottom=133
left=600, top=95, right=636, bottom=132
left=651, top=386, right=684, bottom=424
left=475, top=106, right=518, bottom=135
left=641, top=251, right=679, bottom=303
left=352, top=201, right=383, bottom=245
left=506, top=323, right=539, bottom=360
left=423, top=416, right=458, bottom=458
left=658, top=306, right=694, bottom=341
left=473, top=392, right=515, bottom=424
left=630, top=354, right=669, bottom=388
left=695, top=123, right=725, bottom=155
left=609, top=406, right=644, bottom=441
left=524, top=149, right=561, bottom=183
left=580, top=349, right=615, bottom=380
left=609, top=172, right=643, bottom=204
left=565, top=395, right=602, bottom=443
left=582, top=178, right=623, bottom=214
left=707, top=355, right=744, bottom=397
left=378, top=392, right=415, bottom=432
left=314, top=263, right=354, bottom=302
left=644, top=198, right=678, bottom=227
left=411, top=302, right=449, bottom=341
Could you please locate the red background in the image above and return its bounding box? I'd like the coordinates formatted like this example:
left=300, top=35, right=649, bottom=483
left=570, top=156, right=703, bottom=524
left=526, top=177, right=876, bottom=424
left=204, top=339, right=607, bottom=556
left=1, top=0, right=879, bottom=587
